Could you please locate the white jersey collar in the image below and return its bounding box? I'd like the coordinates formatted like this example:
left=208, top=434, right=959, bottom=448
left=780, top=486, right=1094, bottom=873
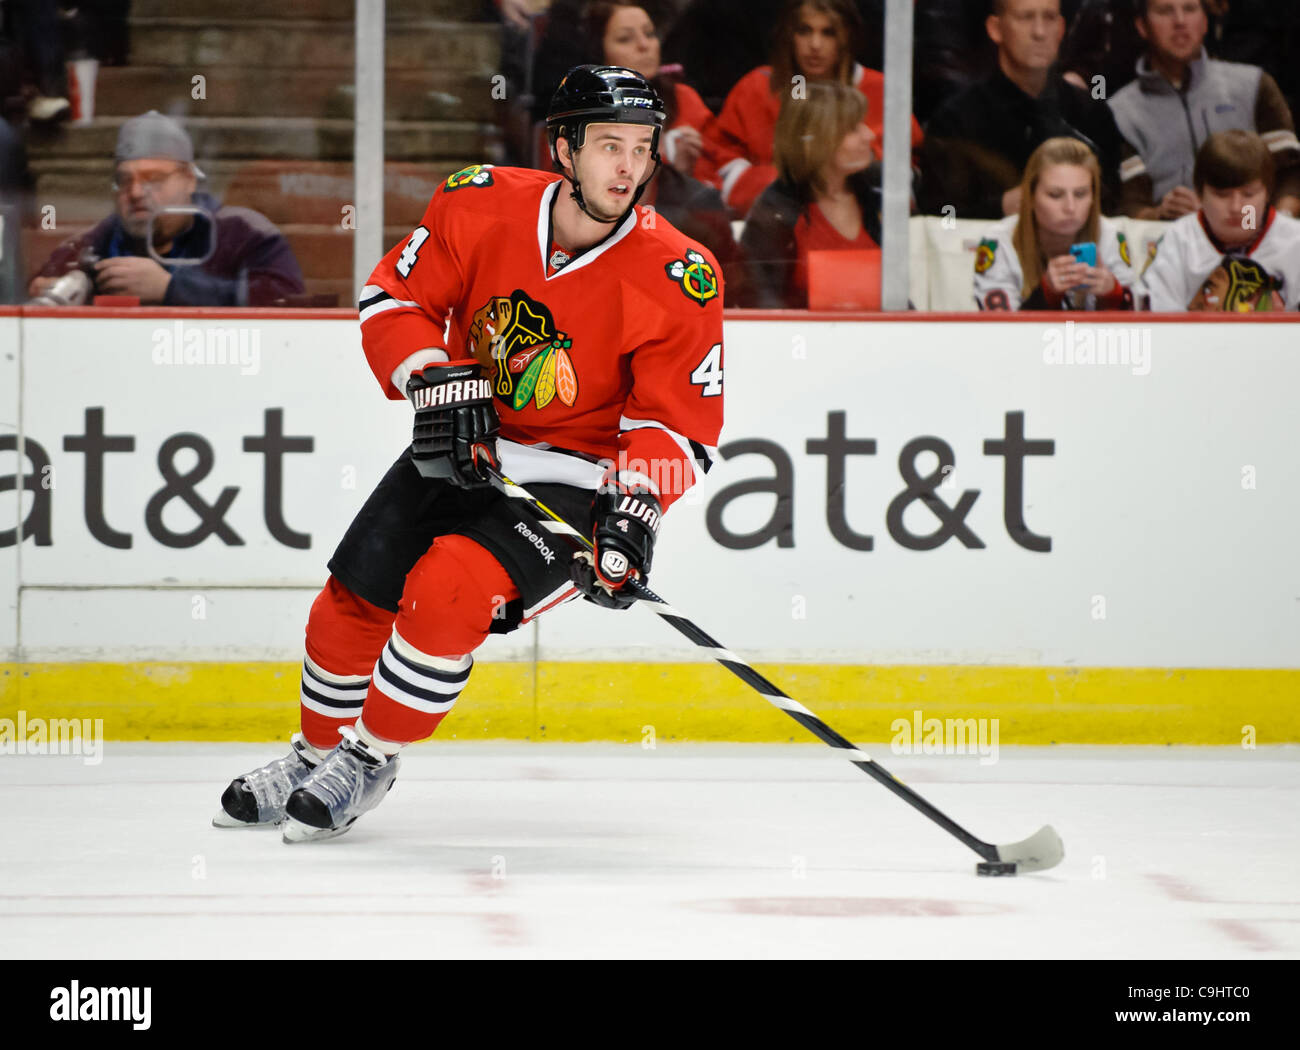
left=536, top=179, right=639, bottom=282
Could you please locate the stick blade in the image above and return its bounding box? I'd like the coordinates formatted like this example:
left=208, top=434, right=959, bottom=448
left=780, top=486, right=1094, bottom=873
left=995, top=824, right=1064, bottom=873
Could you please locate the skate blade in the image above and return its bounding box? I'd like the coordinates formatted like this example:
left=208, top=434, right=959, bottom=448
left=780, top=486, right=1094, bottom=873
left=281, top=816, right=356, bottom=844
left=212, top=809, right=283, bottom=829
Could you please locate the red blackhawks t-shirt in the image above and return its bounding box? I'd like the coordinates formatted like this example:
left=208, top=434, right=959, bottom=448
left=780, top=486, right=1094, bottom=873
left=358, top=165, right=725, bottom=510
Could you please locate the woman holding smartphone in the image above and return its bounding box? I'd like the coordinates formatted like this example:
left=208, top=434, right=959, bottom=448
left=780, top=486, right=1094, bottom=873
left=974, top=137, right=1135, bottom=311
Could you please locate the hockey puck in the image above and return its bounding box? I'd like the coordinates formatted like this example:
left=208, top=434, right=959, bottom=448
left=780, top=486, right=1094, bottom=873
left=976, top=861, right=1018, bottom=877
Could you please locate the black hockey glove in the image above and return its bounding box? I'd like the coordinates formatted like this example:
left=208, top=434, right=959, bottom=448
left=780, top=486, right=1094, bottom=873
left=570, top=484, right=662, bottom=610
left=406, top=361, right=500, bottom=488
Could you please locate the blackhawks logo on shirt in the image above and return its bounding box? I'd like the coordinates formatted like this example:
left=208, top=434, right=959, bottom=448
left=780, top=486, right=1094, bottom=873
left=665, top=249, right=718, bottom=306
left=974, top=238, right=997, bottom=274
left=444, top=164, right=494, bottom=191
left=1117, top=231, right=1132, bottom=267
left=466, top=289, right=579, bottom=410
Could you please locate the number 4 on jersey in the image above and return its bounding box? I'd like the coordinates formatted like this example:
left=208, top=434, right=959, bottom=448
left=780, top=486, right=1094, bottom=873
left=396, top=225, right=430, bottom=278
left=690, top=342, right=723, bottom=397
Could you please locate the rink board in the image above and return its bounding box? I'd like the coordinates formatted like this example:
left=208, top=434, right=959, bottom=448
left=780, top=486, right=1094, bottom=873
left=1, top=309, right=1297, bottom=742
left=2, top=660, right=1295, bottom=745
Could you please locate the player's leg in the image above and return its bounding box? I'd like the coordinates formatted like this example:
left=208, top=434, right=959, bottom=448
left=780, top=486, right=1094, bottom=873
left=212, top=577, right=396, bottom=828
left=214, top=448, right=481, bottom=828
left=282, top=534, right=520, bottom=841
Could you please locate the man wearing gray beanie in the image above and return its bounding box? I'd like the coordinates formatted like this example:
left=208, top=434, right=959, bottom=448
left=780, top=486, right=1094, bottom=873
left=29, top=110, right=305, bottom=306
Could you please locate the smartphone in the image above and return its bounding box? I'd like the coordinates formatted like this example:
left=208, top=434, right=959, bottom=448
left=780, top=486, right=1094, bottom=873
left=1070, top=242, right=1097, bottom=267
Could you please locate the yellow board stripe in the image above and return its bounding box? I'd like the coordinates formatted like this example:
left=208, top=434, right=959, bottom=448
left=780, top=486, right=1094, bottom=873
left=1, top=662, right=1296, bottom=744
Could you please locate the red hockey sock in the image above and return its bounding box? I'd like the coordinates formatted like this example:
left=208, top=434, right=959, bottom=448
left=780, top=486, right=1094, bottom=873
left=359, top=536, right=517, bottom=744
left=299, top=576, right=396, bottom=751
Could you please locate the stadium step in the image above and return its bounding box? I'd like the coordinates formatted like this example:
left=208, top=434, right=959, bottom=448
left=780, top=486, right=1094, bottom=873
left=125, top=18, right=500, bottom=71
left=91, top=66, right=500, bottom=121
left=129, top=0, right=473, bottom=20
left=25, top=116, right=500, bottom=163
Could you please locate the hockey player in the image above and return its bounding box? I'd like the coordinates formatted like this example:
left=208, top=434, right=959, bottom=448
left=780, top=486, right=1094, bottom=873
left=1140, top=129, right=1300, bottom=311
left=212, top=66, right=724, bottom=842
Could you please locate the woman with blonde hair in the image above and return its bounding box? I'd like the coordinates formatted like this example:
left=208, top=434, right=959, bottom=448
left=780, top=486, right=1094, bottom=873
left=704, top=0, right=922, bottom=217
left=740, top=81, right=881, bottom=308
left=974, top=136, right=1135, bottom=310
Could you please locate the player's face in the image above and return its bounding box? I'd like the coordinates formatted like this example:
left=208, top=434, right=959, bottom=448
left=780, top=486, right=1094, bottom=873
left=572, top=123, right=655, bottom=220
left=603, top=6, right=660, bottom=80
left=113, top=158, right=197, bottom=240
left=988, top=0, right=1064, bottom=74
left=1032, top=163, right=1093, bottom=239
left=830, top=121, right=875, bottom=178
left=1138, top=0, right=1207, bottom=66
left=792, top=5, right=842, bottom=81
left=1201, top=180, right=1270, bottom=247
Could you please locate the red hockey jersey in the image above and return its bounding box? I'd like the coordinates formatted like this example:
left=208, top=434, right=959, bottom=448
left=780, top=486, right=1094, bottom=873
left=704, top=63, right=924, bottom=216
left=359, top=165, right=725, bottom=511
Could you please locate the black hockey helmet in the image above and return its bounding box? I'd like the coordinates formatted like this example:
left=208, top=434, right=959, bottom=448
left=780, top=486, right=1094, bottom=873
left=546, top=65, right=666, bottom=223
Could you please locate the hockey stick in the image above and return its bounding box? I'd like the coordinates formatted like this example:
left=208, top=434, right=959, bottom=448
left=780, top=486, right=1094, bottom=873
left=478, top=462, right=1064, bottom=875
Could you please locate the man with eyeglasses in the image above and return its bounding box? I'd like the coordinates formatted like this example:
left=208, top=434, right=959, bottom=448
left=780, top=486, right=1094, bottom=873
left=28, top=110, right=304, bottom=306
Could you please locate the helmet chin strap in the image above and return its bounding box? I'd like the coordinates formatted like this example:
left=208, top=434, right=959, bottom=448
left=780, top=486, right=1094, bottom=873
left=564, top=138, right=660, bottom=226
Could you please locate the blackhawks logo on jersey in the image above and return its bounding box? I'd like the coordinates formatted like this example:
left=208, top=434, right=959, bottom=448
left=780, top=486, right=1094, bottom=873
left=444, top=164, right=493, bottom=191
left=665, top=249, right=718, bottom=306
left=1117, top=231, right=1132, bottom=267
left=466, top=289, right=579, bottom=410
left=1190, top=255, right=1285, bottom=312
left=974, top=238, right=997, bottom=274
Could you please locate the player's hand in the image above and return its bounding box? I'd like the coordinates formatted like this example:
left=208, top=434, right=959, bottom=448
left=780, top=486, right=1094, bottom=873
left=93, top=256, right=172, bottom=303
left=570, top=482, right=662, bottom=610
left=406, top=361, right=499, bottom=488
left=1157, top=185, right=1200, bottom=220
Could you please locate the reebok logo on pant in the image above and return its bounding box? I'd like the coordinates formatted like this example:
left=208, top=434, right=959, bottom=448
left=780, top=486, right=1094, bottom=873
left=514, top=521, right=556, bottom=564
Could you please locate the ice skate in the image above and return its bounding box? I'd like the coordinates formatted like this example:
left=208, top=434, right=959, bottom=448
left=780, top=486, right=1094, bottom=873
left=281, top=725, right=399, bottom=843
left=213, top=732, right=322, bottom=828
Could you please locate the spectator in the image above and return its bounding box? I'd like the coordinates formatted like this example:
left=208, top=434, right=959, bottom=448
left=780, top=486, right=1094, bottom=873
left=29, top=110, right=305, bottom=306
left=1109, top=0, right=1300, bottom=219
left=704, top=0, right=921, bottom=218
left=920, top=0, right=1126, bottom=220
left=974, top=136, right=1135, bottom=309
left=740, top=81, right=881, bottom=308
left=0, top=46, right=33, bottom=305
left=0, top=40, right=34, bottom=205
left=583, top=1, right=714, bottom=180
left=661, top=0, right=884, bottom=114
left=1202, top=1, right=1300, bottom=118
left=1139, top=129, right=1300, bottom=310
left=6, top=0, right=70, bottom=121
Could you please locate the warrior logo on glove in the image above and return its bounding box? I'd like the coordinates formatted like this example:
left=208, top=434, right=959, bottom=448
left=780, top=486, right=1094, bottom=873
left=571, top=483, right=663, bottom=610
left=599, top=550, right=629, bottom=579
left=406, top=362, right=500, bottom=488
left=409, top=372, right=492, bottom=409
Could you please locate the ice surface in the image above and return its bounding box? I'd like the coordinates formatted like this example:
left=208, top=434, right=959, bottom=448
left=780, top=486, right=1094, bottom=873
left=1, top=743, right=1296, bottom=959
